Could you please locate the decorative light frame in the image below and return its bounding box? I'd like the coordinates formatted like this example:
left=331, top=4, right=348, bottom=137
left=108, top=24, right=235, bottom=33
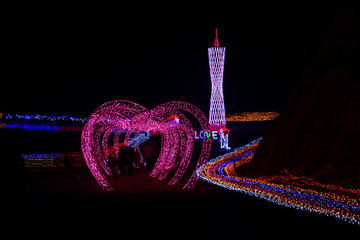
left=81, top=100, right=211, bottom=191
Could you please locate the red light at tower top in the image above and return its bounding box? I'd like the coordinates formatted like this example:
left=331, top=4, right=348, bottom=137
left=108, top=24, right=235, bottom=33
left=214, top=28, right=219, bottom=47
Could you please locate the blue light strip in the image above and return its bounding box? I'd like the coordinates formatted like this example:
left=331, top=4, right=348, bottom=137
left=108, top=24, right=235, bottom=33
left=5, top=113, right=88, bottom=122
left=22, top=153, right=60, bottom=160
left=2, top=123, right=60, bottom=132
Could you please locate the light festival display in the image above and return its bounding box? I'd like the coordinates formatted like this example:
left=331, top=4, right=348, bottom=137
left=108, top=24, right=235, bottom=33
left=22, top=152, right=86, bottom=168
left=0, top=113, right=87, bottom=132
left=0, top=122, right=84, bottom=132
left=197, top=138, right=360, bottom=225
left=209, top=28, right=226, bottom=128
left=4, top=113, right=88, bottom=122
left=0, top=122, right=61, bottom=132
left=226, top=112, right=280, bottom=122
left=81, top=100, right=211, bottom=191
left=194, top=128, right=230, bottom=150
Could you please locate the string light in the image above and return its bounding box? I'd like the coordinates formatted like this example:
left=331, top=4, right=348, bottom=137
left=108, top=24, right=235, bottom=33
left=1, top=122, right=60, bottom=132
left=197, top=138, right=360, bottom=225
left=226, top=112, right=279, bottom=122
left=21, top=152, right=86, bottom=168
left=82, top=100, right=211, bottom=191
left=0, top=111, right=279, bottom=134
left=0, top=122, right=84, bottom=132
left=5, top=113, right=88, bottom=122
left=22, top=153, right=60, bottom=168
left=1, top=113, right=86, bottom=132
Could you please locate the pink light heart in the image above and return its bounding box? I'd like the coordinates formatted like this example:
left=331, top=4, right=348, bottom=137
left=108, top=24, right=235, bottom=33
left=81, top=100, right=211, bottom=191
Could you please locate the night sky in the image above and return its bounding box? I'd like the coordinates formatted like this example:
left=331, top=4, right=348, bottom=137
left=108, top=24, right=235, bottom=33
left=1, top=1, right=342, bottom=117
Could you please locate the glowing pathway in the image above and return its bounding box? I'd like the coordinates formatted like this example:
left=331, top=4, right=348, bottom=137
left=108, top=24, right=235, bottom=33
left=197, top=138, right=360, bottom=225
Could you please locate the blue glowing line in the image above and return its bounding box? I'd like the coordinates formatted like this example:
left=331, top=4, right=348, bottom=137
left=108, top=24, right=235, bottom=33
left=22, top=153, right=60, bottom=160
left=5, top=113, right=88, bottom=122
left=2, top=123, right=60, bottom=132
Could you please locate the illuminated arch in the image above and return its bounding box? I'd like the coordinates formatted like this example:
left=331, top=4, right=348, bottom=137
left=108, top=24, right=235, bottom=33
left=81, top=100, right=211, bottom=191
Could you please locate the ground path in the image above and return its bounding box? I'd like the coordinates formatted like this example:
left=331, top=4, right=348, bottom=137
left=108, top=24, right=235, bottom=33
left=15, top=164, right=360, bottom=239
left=13, top=121, right=360, bottom=239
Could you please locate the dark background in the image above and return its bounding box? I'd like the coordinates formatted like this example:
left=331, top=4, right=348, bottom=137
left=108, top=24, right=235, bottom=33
left=4, top=2, right=360, bottom=237
left=1, top=1, right=343, bottom=117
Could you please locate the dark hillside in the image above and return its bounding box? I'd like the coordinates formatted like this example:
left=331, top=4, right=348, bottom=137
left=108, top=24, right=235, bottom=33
left=240, top=4, right=360, bottom=189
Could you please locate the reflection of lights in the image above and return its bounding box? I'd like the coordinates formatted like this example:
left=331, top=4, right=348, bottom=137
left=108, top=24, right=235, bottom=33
left=22, top=153, right=59, bottom=168
left=226, top=112, right=279, bottom=122
left=197, top=138, right=360, bottom=225
left=21, top=152, right=86, bottom=168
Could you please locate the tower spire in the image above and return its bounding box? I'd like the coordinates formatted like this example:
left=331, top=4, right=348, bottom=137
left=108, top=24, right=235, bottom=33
left=214, top=28, right=219, bottom=47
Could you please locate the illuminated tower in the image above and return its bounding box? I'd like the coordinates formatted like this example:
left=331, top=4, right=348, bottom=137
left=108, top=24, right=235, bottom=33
left=208, top=28, right=226, bottom=129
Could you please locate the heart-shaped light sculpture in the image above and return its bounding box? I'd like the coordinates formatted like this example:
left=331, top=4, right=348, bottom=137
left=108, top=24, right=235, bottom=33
left=81, top=100, right=211, bottom=191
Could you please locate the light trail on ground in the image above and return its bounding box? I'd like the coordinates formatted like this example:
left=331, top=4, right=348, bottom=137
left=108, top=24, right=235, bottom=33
left=197, top=138, right=360, bottom=225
